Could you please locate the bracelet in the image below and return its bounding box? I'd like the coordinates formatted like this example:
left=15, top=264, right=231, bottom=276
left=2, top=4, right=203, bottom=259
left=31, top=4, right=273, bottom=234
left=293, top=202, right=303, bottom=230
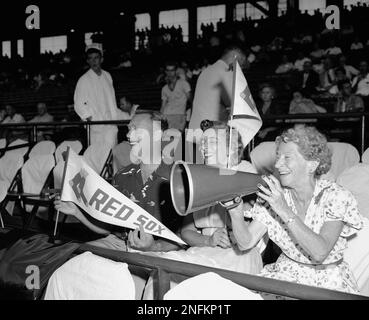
left=286, top=215, right=296, bottom=227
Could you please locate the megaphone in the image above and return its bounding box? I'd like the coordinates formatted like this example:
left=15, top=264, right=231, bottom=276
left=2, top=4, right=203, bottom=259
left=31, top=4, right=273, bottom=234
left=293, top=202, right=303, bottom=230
left=170, top=161, right=264, bottom=216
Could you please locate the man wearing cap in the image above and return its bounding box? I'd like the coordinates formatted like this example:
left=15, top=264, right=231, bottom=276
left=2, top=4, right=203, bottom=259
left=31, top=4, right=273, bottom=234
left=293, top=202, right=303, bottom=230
left=74, top=44, right=119, bottom=149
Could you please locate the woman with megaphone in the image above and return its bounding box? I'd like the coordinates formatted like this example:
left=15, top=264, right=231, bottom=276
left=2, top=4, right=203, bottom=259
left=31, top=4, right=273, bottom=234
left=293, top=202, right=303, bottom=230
left=228, top=125, right=363, bottom=294
left=177, top=120, right=265, bottom=275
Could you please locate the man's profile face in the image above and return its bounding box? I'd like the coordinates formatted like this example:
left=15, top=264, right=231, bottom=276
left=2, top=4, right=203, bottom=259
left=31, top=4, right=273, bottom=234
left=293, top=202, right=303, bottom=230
left=119, top=97, right=132, bottom=112
left=127, top=114, right=162, bottom=165
left=87, top=52, right=103, bottom=72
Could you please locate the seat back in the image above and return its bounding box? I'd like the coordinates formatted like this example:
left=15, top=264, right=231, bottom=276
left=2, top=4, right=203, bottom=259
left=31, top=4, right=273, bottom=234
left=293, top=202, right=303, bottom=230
left=163, top=272, right=263, bottom=300
left=321, top=142, right=360, bottom=181
left=21, top=154, right=56, bottom=194
left=29, top=141, right=56, bottom=158
left=4, top=139, right=29, bottom=160
left=83, top=143, right=111, bottom=175
left=362, top=147, right=369, bottom=164
left=344, top=217, right=369, bottom=296
left=337, top=163, right=369, bottom=219
left=55, top=140, right=83, bottom=164
left=250, top=142, right=276, bottom=175
left=44, top=251, right=135, bottom=300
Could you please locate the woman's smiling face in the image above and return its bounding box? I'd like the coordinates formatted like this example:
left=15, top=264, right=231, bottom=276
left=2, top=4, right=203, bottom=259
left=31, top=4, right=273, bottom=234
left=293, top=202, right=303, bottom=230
left=275, top=141, right=311, bottom=188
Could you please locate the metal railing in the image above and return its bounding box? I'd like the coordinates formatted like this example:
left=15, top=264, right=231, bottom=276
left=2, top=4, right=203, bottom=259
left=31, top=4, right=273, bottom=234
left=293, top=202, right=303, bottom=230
left=0, top=111, right=367, bottom=154
left=78, top=244, right=369, bottom=300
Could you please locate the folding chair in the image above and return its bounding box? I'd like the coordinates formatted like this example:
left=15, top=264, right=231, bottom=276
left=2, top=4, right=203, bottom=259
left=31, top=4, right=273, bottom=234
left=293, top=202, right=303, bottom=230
left=83, top=144, right=112, bottom=181
left=0, top=139, right=30, bottom=228
left=29, top=141, right=56, bottom=158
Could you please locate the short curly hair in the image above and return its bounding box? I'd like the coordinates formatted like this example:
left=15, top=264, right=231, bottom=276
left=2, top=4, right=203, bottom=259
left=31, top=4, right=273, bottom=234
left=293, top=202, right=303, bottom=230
left=275, top=126, right=332, bottom=176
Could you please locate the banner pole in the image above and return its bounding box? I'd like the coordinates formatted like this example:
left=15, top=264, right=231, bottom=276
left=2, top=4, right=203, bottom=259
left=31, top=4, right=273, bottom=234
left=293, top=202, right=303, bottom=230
left=53, top=146, right=71, bottom=238
left=227, top=58, right=237, bottom=169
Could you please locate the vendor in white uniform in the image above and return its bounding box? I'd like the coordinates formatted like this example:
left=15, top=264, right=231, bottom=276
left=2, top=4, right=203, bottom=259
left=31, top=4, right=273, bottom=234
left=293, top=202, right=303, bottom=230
left=74, top=43, right=119, bottom=149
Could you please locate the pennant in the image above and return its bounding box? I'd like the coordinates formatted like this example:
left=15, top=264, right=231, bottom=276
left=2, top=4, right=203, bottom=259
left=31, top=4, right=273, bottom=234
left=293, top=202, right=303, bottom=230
left=61, top=148, right=186, bottom=245
left=228, top=61, right=262, bottom=148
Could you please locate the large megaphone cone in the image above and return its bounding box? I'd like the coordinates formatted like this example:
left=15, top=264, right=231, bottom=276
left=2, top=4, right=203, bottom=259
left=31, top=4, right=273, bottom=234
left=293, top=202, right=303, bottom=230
left=170, top=161, right=264, bottom=216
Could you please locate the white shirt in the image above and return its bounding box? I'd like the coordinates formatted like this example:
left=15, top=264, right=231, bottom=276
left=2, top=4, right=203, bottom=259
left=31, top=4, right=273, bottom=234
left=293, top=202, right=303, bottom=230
left=116, top=104, right=139, bottom=120
left=324, top=47, right=342, bottom=56
left=29, top=113, right=54, bottom=123
left=161, top=79, right=191, bottom=115
left=294, top=58, right=311, bottom=71
left=188, top=59, right=233, bottom=133
left=2, top=114, right=25, bottom=124
left=74, top=69, right=119, bottom=123
left=353, top=74, right=369, bottom=96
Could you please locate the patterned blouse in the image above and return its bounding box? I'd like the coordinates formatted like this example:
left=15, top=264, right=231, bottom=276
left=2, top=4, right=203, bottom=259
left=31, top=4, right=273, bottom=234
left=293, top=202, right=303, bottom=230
left=247, top=179, right=363, bottom=265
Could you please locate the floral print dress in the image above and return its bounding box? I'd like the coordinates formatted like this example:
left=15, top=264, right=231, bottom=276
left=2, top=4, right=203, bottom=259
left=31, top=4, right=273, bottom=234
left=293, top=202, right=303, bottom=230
left=248, top=179, right=363, bottom=294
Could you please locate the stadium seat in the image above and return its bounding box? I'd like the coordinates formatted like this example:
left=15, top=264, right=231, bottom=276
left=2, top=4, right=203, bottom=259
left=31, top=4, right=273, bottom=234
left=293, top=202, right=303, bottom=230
left=344, top=217, right=369, bottom=297
left=0, top=139, right=30, bottom=214
left=321, top=142, right=360, bottom=181
left=250, top=142, right=276, bottom=175
left=362, top=148, right=369, bottom=164
left=29, top=141, right=56, bottom=158
left=54, top=140, right=83, bottom=164
left=83, top=143, right=112, bottom=176
left=337, top=164, right=369, bottom=219
left=163, top=272, right=263, bottom=300
left=44, top=251, right=135, bottom=300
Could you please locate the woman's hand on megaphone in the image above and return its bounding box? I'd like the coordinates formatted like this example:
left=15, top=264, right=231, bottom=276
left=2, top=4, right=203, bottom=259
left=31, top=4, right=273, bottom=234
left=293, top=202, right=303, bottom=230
left=209, top=228, right=231, bottom=249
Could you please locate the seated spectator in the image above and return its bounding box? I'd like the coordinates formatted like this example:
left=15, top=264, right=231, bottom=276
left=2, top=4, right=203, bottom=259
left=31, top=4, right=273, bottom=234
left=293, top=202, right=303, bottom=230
left=180, top=121, right=263, bottom=275
left=310, top=43, right=325, bottom=61
left=55, top=112, right=184, bottom=253
left=289, top=91, right=327, bottom=114
left=275, top=54, right=294, bottom=74
left=294, top=52, right=311, bottom=72
left=352, top=61, right=369, bottom=97
left=324, top=39, right=342, bottom=57
left=29, top=102, right=54, bottom=141
left=256, top=84, right=286, bottom=141
left=0, top=108, right=6, bottom=123
left=1, top=105, right=26, bottom=141
left=337, top=55, right=359, bottom=80
left=328, top=67, right=349, bottom=95
left=335, top=79, right=365, bottom=113
left=317, top=57, right=336, bottom=93
left=29, top=102, right=54, bottom=123
left=2, top=105, right=25, bottom=124
left=350, top=36, right=364, bottom=51
left=116, top=96, right=139, bottom=121
left=298, top=60, right=320, bottom=96
left=61, top=104, right=81, bottom=122
left=228, top=126, right=363, bottom=293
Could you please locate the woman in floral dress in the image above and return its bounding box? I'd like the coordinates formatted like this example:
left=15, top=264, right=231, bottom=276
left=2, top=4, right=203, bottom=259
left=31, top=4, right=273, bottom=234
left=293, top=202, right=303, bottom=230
left=229, top=126, right=363, bottom=293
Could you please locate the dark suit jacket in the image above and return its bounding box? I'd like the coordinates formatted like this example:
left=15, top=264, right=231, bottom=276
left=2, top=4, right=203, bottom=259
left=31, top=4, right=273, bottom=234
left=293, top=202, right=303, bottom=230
left=298, top=70, right=319, bottom=96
